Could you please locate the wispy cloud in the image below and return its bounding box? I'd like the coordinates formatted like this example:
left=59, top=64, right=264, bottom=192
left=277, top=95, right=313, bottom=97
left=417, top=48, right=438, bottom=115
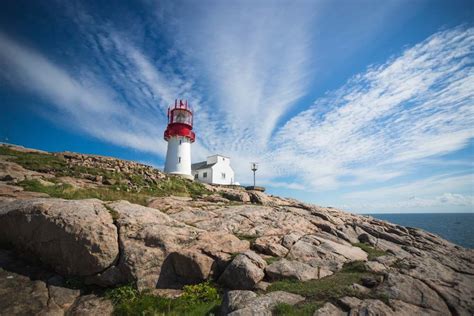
left=270, top=26, right=474, bottom=191
left=0, top=1, right=472, bottom=214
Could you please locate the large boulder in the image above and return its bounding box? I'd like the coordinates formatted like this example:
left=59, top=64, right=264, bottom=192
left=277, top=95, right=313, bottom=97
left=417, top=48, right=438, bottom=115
left=253, top=236, right=288, bottom=257
left=88, top=201, right=203, bottom=289
left=218, top=251, right=266, bottom=290
left=287, top=235, right=367, bottom=272
left=0, top=198, right=119, bottom=276
left=265, top=259, right=332, bottom=281
left=168, top=249, right=215, bottom=283
left=221, top=190, right=251, bottom=203
left=376, top=272, right=450, bottom=315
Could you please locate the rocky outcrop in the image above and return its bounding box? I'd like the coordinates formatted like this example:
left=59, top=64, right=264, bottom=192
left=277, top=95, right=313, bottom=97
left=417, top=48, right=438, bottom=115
left=218, top=251, right=267, bottom=290
left=265, top=258, right=332, bottom=281
left=1, top=144, right=473, bottom=315
left=0, top=198, right=119, bottom=276
left=221, top=290, right=305, bottom=315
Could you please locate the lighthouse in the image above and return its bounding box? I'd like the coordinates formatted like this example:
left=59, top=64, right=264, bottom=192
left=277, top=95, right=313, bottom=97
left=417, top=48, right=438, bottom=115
left=164, top=99, right=195, bottom=179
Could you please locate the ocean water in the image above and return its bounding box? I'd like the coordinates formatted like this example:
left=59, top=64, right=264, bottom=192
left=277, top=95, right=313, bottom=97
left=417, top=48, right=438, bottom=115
left=368, top=213, right=474, bottom=249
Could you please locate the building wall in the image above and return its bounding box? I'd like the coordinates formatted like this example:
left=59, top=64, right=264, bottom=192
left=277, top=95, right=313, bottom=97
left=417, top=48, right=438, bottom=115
left=164, top=136, right=192, bottom=178
left=211, top=162, right=235, bottom=185
left=193, top=155, right=235, bottom=185
left=192, top=167, right=213, bottom=184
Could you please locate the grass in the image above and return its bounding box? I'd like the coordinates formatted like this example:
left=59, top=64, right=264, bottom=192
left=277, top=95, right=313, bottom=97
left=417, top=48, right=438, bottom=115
left=18, top=179, right=151, bottom=205
left=267, top=261, right=382, bottom=315
left=0, top=146, right=68, bottom=173
left=2, top=145, right=211, bottom=202
left=352, top=243, right=387, bottom=260
left=105, top=282, right=221, bottom=316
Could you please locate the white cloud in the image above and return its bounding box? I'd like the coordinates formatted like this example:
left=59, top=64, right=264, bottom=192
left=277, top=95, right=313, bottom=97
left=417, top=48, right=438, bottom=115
left=270, top=26, right=474, bottom=190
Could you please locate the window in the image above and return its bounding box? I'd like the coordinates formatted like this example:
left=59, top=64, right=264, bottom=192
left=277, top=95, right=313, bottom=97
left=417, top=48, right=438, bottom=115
left=194, top=174, right=198, bottom=179
left=203, top=172, right=207, bottom=178
left=222, top=172, right=226, bottom=179
left=179, top=139, right=182, bottom=145
left=222, top=157, right=225, bottom=161
left=178, top=157, right=181, bottom=163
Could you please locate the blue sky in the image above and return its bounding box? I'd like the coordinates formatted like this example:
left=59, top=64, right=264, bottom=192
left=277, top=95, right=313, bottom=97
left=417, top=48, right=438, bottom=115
left=0, top=0, right=473, bottom=213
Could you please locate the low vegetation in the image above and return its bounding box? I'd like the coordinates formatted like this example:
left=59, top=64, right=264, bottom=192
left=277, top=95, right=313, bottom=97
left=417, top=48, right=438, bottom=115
left=2, top=145, right=211, bottom=204
left=267, top=261, right=383, bottom=315
left=105, top=282, right=221, bottom=316
left=18, top=179, right=152, bottom=205
left=352, top=243, right=387, bottom=260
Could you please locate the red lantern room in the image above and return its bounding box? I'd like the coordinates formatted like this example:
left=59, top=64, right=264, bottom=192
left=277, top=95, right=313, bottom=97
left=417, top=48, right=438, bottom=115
left=164, top=99, right=195, bottom=143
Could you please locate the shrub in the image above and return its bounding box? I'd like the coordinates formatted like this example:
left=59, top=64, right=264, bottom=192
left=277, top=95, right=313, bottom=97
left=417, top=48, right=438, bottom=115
left=107, top=282, right=221, bottom=316
left=181, top=281, right=220, bottom=303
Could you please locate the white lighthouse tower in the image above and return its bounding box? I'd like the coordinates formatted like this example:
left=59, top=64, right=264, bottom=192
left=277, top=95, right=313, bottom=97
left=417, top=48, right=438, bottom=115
left=164, top=99, right=195, bottom=179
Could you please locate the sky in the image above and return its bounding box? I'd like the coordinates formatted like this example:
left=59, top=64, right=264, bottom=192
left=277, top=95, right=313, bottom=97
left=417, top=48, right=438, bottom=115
left=0, top=0, right=473, bottom=214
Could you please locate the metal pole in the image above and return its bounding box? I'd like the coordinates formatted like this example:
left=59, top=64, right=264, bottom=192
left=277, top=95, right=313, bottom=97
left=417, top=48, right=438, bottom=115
left=253, top=170, right=256, bottom=187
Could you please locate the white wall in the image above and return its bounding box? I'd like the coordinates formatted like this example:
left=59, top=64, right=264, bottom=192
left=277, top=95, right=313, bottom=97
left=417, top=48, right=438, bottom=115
left=164, top=136, right=192, bottom=178
left=193, top=155, right=235, bottom=185
left=211, top=158, right=235, bottom=185
left=192, top=167, right=213, bottom=184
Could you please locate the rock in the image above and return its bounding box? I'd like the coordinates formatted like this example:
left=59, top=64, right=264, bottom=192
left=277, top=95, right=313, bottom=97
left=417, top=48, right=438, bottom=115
left=0, top=198, right=119, bottom=276
left=348, top=283, right=370, bottom=295
left=287, top=235, right=367, bottom=272
left=376, top=272, right=451, bottom=314
left=364, top=261, right=386, bottom=273
left=89, top=200, right=202, bottom=289
left=228, top=291, right=305, bottom=315
left=49, top=285, right=81, bottom=309
left=0, top=270, right=49, bottom=315
left=255, top=281, right=271, bottom=291
left=221, top=290, right=258, bottom=314
left=265, top=259, right=332, bottom=281
left=361, top=276, right=380, bottom=288
left=358, top=233, right=376, bottom=246
left=313, top=302, right=345, bottom=316
left=169, top=249, right=215, bottom=283
left=346, top=298, right=393, bottom=316
left=337, top=296, right=362, bottom=309
left=66, top=294, right=113, bottom=316
left=218, top=251, right=266, bottom=290
left=222, top=191, right=251, bottom=203
left=247, top=190, right=272, bottom=205
left=281, top=232, right=302, bottom=249
left=254, top=236, right=288, bottom=257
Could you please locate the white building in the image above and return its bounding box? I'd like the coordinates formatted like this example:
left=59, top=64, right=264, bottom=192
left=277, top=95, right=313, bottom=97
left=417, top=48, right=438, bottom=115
left=192, top=155, right=235, bottom=185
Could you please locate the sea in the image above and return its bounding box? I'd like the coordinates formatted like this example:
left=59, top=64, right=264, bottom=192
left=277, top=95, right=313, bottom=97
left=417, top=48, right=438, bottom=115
left=368, top=213, right=474, bottom=249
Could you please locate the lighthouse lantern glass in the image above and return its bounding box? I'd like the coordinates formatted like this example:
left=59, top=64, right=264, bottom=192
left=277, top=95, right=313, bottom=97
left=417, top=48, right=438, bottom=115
left=172, top=109, right=192, bottom=125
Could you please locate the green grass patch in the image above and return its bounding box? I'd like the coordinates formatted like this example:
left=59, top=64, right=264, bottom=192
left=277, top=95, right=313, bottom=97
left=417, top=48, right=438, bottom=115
left=352, top=243, right=387, bottom=260
left=0, top=146, right=68, bottom=173
left=106, top=282, right=221, bottom=316
left=2, top=145, right=210, bottom=200
left=18, top=179, right=150, bottom=205
left=267, top=261, right=380, bottom=314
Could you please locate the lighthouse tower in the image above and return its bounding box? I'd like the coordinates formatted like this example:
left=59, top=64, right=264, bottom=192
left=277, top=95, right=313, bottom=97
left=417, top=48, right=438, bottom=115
left=164, top=99, right=195, bottom=179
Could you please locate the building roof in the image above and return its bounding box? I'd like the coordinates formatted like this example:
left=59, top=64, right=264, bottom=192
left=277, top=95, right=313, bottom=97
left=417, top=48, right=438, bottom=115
left=191, top=161, right=216, bottom=170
